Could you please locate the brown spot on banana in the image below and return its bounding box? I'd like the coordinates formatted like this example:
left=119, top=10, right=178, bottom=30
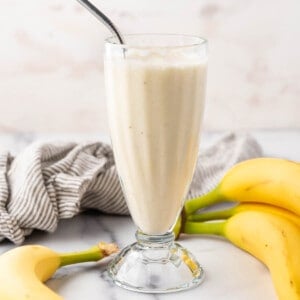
left=244, top=180, right=272, bottom=192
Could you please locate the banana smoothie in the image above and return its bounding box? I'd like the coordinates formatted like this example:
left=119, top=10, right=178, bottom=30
left=105, top=50, right=207, bottom=235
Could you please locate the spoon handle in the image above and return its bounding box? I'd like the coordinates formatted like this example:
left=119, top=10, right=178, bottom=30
left=76, top=0, right=124, bottom=44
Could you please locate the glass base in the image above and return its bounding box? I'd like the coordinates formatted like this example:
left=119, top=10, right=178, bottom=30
left=107, top=231, right=204, bottom=293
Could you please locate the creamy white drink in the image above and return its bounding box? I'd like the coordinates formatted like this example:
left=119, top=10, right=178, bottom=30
left=105, top=52, right=207, bottom=235
left=105, top=35, right=208, bottom=293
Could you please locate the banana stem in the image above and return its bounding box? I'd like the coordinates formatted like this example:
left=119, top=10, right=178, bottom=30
left=184, top=187, right=223, bottom=215
left=187, top=206, right=235, bottom=222
left=59, top=242, right=118, bottom=267
left=183, top=220, right=225, bottom=236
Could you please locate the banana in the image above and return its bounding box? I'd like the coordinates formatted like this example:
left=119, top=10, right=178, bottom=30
left=188, top=203, right=300, bottom=227
left=184, top=210, right=300, bottom=300
left=0, top=242, right=118, bottom=300
left=184, top=158, right=300, bottom=215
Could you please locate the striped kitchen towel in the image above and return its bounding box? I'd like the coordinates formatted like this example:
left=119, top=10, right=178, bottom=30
left=0, top=133, right=262, bottom=244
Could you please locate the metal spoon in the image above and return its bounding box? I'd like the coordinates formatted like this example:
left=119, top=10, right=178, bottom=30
left=76, top=0, right=125, bottom=44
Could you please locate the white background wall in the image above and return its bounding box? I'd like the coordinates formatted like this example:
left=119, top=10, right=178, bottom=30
left=0, top=0, right=299, bottom=134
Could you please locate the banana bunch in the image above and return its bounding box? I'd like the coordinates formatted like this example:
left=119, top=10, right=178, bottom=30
left=176, top=157, right=300, bottom=300
left=0, top=242, right=118, bottom=300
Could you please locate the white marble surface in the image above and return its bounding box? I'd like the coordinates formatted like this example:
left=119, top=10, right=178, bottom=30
left=0, top=0, right=300, bottom=132
left=0, top=129, right=299, bottom=299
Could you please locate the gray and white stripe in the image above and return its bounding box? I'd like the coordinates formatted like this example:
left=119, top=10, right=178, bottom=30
left=0, top=133, right=262, bottom=244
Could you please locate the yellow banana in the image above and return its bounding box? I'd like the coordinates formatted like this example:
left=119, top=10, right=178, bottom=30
left=184, top=210, right=300, bottom=300
left=188, top=203, right=300, bottom=227
left=184, top=158, right=300, bottom=215
left=0, top=242, right=118, bottom=300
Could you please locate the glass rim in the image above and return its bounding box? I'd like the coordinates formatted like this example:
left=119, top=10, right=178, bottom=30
left=104, top=33, right=207, bottom=50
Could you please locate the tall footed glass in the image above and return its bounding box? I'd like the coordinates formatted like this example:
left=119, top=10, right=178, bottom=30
left=104, top=34, right=207, bottom=293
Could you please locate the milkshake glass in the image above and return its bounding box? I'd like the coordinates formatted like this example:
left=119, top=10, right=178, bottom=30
left=104, top=34, right=207, bottom=293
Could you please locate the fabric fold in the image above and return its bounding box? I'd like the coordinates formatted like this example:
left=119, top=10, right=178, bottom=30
left=0, top=133, right=262, bottom=244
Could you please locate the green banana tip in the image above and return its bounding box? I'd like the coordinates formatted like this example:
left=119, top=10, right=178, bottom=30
left=184, top=186, right=223, bottom=215
left=59, top=242, right=119, bottom=267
